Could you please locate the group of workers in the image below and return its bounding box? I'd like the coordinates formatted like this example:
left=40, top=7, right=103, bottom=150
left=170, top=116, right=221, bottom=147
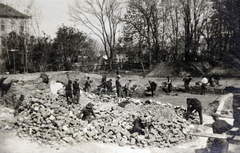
left=65, top=79, right=81, bottom=104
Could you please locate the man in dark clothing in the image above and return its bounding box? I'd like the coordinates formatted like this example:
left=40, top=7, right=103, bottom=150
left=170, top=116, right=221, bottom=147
left=14, top=95, right=25, bottom=116
left=73, top=79, right=80, bottom=104
left=186, top=98, right=203, bottom=124
left=77, top=102, right=96, bottom=123
left=207, top=113, right=232, bottom=153
left=148, top=80, right=157, bottom=97
left=115, top=75, right=122, bottom=97
left=40, top=73, right=49, bottom=84
left=65, top=80, right=73, bottom=102
left=167, top=75, right=173, bottom=93
left=84, top=77, right=91, bottom=92
left=131, top=116, right=149, bottom=136
left=183, top=75, right=192, bottom=93
left=106, top=79, right=113, bottom=92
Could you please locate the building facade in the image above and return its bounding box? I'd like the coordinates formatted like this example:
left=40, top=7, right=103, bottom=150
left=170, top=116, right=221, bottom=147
left=0, top=3, right=30, bottom=73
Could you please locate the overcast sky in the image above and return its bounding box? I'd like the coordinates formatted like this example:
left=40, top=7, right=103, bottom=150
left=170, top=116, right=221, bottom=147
left=0, top=0, right=91, bottom=39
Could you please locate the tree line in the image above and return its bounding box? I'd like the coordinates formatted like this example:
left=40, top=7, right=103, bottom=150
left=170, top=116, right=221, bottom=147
left=1, top=25, right=99, bottom=73
left=1, top=0, right=239, bottom=74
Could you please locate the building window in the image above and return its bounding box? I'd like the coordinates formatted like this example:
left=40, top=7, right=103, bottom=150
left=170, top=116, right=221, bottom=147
left=1, top=20, right=5, bottom=31
left=11, top=20, right=15, bottom=31
left=20, top=21, right=25, bottom=32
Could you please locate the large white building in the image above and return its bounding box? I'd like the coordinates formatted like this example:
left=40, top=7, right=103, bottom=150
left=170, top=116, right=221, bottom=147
left=0, top=3, right=30, bottom=72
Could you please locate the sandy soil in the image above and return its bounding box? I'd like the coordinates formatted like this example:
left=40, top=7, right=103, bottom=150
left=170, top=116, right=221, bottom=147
left=1, top=72, right=240, bottom=153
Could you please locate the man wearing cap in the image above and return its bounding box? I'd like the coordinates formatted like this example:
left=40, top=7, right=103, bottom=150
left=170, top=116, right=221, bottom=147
left=77, top=102, right=96, bottom=123
left=115, top=75, right=122, bottom=97
left=207, top=113, right=232, bottom=153
left=73, top=79, right=80, bottom=104
left=186, top=98, right=203, bottom=124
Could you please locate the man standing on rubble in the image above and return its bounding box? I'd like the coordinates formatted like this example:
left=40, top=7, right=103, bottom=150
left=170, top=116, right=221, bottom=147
left=73, top=79, right=80, bottom=104
left=115, top=75, right=122, bottom=97
left=65, top=80, right=73, bottom=103
left=77, top=102, right=96, bottom=123
left=207, top=113, right=232, bottom=153
left=186, top=98, right=203, bottom=124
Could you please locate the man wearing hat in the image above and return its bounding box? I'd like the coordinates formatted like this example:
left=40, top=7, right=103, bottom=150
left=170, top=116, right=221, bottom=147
left=77, top=102, right=96, bottom=123
left=207, top=113, right=232, bottom=153
left=73, top=79, right=80, bottom=104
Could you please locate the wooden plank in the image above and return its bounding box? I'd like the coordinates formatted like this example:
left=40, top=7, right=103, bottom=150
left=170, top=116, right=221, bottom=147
left=192, top=133, right=228, bottom=139
left=192, top=133, right=240, bottom=141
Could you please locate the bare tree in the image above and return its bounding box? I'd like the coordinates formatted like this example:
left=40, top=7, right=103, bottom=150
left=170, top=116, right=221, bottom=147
left=69, top=0, right=122, bottom=70
left=179, top=0, right=207, bottom=62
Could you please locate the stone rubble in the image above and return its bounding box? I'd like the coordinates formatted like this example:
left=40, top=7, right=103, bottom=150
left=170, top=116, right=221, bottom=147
left=0, top=75, right=199, bottom=148
left=10, top=89, right=196, bottom=148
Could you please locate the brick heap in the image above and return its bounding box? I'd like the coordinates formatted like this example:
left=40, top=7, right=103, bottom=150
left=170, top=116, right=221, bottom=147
left=14, top=89, right=195, bottom=148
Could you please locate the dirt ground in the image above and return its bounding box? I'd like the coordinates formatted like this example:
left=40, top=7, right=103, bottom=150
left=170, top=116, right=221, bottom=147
left=1, top=72, right=240, bottom=153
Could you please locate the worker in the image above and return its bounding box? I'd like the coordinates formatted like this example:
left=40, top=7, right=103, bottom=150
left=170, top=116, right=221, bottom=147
left=167, top=75, right=173, bottom=93
left=14, top=95, right=25, bottom=116
left=183, top=74, right=192, bottom=93
left=207, top=113, right=232, bottom=153
left=73, top=79, right=80, bottom=104
left=131, top=116, right=149, bottom=136
left=124, top=80, right=132, bottom=97
left=84, top=77, right=92, bottom=92
left=65, top=80, right=73, bottom=103
left=77, top=102, right=96, bottom=123
left=201, top=75, right=208, bottom=95
left=186, top=98, right=203, bottom=124
left=115, top=75, right=122, bottom=97
left=147, top=80, right=157, bottom=97
left=106, top=79, right=113, bottom=92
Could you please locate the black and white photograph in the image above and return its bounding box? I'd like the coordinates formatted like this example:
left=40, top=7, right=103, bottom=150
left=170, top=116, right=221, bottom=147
left=0, top=0, right=240, bottom=152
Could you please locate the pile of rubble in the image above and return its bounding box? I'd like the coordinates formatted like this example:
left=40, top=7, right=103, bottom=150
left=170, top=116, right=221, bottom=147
left=11, top=88, right=196, bottom=148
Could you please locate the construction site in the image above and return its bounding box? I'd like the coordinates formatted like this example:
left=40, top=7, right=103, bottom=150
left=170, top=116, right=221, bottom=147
left=0, top=71, right=240, bottom=153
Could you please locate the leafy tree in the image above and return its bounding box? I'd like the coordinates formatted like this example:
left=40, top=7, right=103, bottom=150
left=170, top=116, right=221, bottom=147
left=53, top=25, right=98, bottom=71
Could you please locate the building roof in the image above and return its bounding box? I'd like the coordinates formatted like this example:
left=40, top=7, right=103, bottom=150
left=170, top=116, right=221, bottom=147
left=0, top=3, right=30, bottom=19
